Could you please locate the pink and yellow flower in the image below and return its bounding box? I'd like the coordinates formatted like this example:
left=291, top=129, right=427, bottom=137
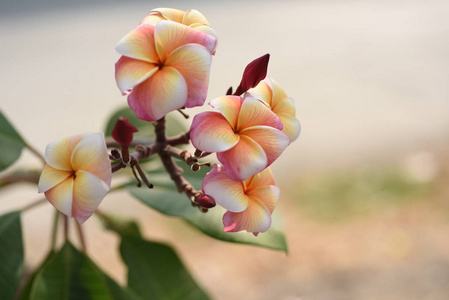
left=246, top=77, right=301, bottom=142
left=140, top=8, right=218, bottom=42
left=38, top=133, right=112, bottom=224
left=115, top=20, right=217, bottom=121
left=190, top=96, right=290, bottom=181
left=203, top=164, right=279, bottom=235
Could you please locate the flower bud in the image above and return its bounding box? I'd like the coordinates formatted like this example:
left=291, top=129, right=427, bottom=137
left=234, top=53, right=270, bottom=96
left=111, top=117, right=138, bottom=147
left=196, top=193, right=216, bottom=208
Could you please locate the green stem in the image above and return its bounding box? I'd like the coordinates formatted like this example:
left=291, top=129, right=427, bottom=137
left=75, top=222, right=87, bottom=253
left=50, top=210, right=59, bottom=252
left=64, top=215, right=69, bottom=241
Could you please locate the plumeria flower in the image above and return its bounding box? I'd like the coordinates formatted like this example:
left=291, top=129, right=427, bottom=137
left=203, top=164, right=280, bottom=236
left=190, top=96, right=290, bottom=181
left=246, top=77, right=301, bottom=142
left=38, top=133, right=112, bottom=224
left=140, top=8, right=218, bottom=43
left=115, top=20, right=217, bottom=121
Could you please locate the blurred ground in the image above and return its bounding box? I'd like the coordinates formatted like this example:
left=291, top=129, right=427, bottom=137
left=1, top=0, right=448, bottom=299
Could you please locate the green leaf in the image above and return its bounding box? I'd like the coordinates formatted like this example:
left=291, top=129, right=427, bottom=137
left=120, top=236, right=210, bottom=300
left=0, top=211, right=24, bottom=300
left=30, top=242, right=141, bottom=300
left=104, top=107, right=187, bottom=139
left=18, top=251, right=56, bottom=300
left=0, top=111, right=26, bottom=171
left=127, top=164, right=288, bottom=252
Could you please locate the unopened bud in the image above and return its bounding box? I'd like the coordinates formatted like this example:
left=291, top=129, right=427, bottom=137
left=110, top=148, right=121, bottom=159
left=234, top=53, right=270, bottom=96
left=111, top=117, right=138, bottom=147
left=196, top=193, right=216, bottom=208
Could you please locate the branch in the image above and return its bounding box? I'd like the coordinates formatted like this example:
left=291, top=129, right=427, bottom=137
left=166, top=131, right=190, bottom=146
left=105, top=136, right=154, bottom=148
left=153, top=119, right=210, bottom=210
left=0, top=169, right=41, bottom=188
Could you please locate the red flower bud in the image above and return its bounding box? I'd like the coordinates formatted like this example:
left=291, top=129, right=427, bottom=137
left=196, top=193, right=216, bottom=208
left=234, top=53, right=270, bottom=96
left=111, top=117, right=138, bottom=147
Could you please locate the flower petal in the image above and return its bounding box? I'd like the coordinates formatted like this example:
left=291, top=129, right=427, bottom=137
left=182, top=9, right=210, bottom=26
left=244, top=167, right=276, bottom=190
left=165, top=44, right=212, bottom=107
left=278, top=113, right=301, bottom=142
left=154, top=20, right=217, bottom=61
left=236, top=97, right=282, bottom=131
left=217, top=135, right=268, bottom=181
left=270, top=78, right=288, bottom=108
left=72, top=171, right=110, bottom=224
left=128, top=66, right=188, bottom=121
left=150, top=8, right=185, bottom=23
left=246, top=79, right=273, bottom=107
left=44, top=177, right=74, bottom=217
left=71, top=133, right=111, bottom=187
left=190, top=25, right=218, bottom=41
left=273, top=96, right=296, bottom=116
left=209, top=96, right=242, bottom=130
left=115, top=56, right=159, bottom=93
left=45, top=134, right=84, bottom=171
left=140, top=14, right=164, bottom=26
left=115, top=24, right=159, bottom=63
left=240, top=126, right=290, bottom=166
left=202, top=164, right=250, bottom=212
left=190, top=112, right=239, bottom=152
left=247, top=185, right=280, bottom=214
left=223, top=198, right=272, bottom=234
left=38, top=164, right=72, bottom=193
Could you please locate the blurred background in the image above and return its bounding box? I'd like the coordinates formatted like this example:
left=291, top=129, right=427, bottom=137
left=1, top=0, right=449, bottom=299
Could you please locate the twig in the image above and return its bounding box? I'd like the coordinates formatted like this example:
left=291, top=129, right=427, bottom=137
left=165, top=145, right=211, bottom=172
left=21, top=198, right=47, bottom=212
left=111, top=162, right=125, bottom=173
left=177, top=109, right=190, bottom=119
left=133, top=161, right=153, bottom=188
left=24, top=142, right=45, bottom=165
left=130, top=164, right=142, bottom=187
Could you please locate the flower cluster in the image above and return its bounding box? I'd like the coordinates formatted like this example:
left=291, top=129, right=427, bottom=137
left=38, top=8, right=300, bottom=235
left=191, top=69, right=300, bottom=234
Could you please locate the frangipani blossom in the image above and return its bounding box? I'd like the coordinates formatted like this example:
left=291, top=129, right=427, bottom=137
left=247, top=77, right=301, bottom=142
left=115, top=20, right=217, bottom=121
left=203, top=164, right=279, bottom=235
left=38, top=133, right=112, bottom=224
left=190, top=96, right=290, bottom=181
left=140, top=8, right=218, bottom=44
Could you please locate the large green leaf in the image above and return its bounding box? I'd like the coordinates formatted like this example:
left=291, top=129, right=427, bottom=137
left=97, top=214, right=210, bottom=300
left=104, top=107, right=187, bottom=139
left=127, top=164, right=288, bottom=252
left=0, top=111, right=26, bottom=171
left=30, top=242, right=141, bottom=300
left=120, top=236, right=210, bottom=300
left=0, top=211, right=24, bottom=300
